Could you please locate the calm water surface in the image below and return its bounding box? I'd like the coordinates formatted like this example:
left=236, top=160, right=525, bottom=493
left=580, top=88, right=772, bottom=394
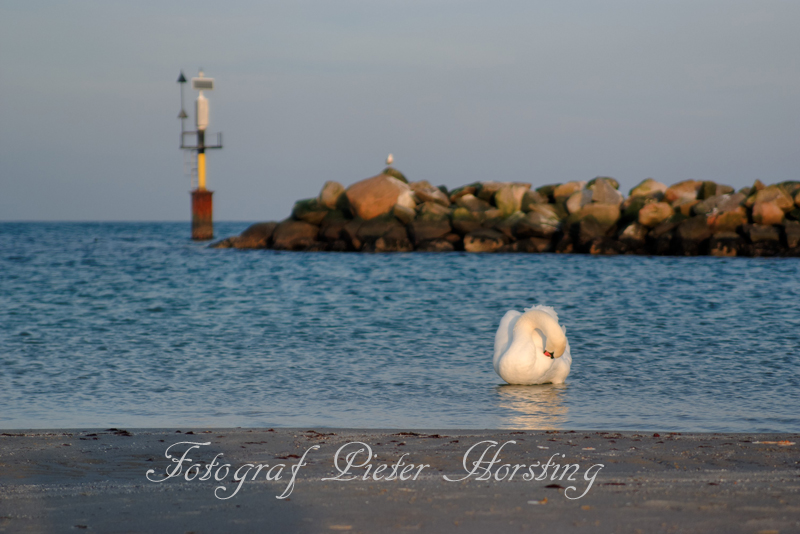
left=1, top=222, right=798, bottom=431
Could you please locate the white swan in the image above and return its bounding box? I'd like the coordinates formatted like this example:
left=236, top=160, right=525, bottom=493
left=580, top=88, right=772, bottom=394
left=493, top=305, right=572, bottom=385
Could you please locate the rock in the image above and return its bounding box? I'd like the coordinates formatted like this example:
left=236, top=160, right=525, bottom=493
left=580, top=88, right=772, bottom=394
left=514, top=205, right=562, bottom=238
left=346, top=174, right=414, bottom=220
left=382, top=167, right=408, bottom=183
left=664, top=180, right=701, bottom=204
left=618, top=222, right=648, bottom=250
left=456, top=194, right=492, bottom=212
left=779, top=180, right=800, bottom=197
left=629, top=178, right=668, bottom=197
left=211, top=221, right=278, bottom=249
left=392, top=204, right=416, bottom=225
left=463, top=229, right=507, bottom=253
left=342, top=219, right=364, bottom=250
left=746, top=224, right=781, bottom=256
left=589, top=237, right=624, bottom=255
left=575, top=217, right=612, bottom=248
left=638, top=202, right=674, bottom=228
left=448, top=184, right=479, bottom=203
left=318, top=181, right=346, bottom=209
left=416, top=239, right=455, bottom=252
left=747, top=223, right=780, bottom=243
left=319, top=211, right=349, bottom=242
left=708, top=207, right=747, bottom=233
left=748, top=185, right=795, bottom=212
left=292, top=198, right=329, bottom=225
left=358, top=216, right=404, bottom=244
left=587, top=176, right=619, bottom=190
left=698, top=181, right=720, bottom=200
left=674, top=215, right=712, bottom=255
left=692, top=193, right=745, bottom=216
left=621, top=196, right=649, bottom=222
left=409, top=181, right=450, bottom=206
left=476, top=181, right=507, bottom=202
left=415, top=201, right=451, bottom=222
left=566, top=190, right=593, bottom=214
left=521, top=190, right=549, bottom=211
left=451, top=208, right=483, bottom=235
left=272, top=221, right=320, bottom=250
left=553, top=181, right=586, bottom=202
left=492, top=211, right=526, bottom=239
left=573, top=204, right=621, bottom=230
left=494, top=183, right=531, bottom=215
left=554, top=235, right=574, bottom=253
left=372, top=226, right=413, bottom=252
left=786, top=208, right=800, bottom=221
left=784, top=220, right=800, bottom=249
left=709, top=232, right=743, bottom=257
left=752, top=179, right=766, bottom=192
left=590, top=178, right=624, bottom=205
left=515, top=237, right=554, bottom=253
left=535, top=184, right=558, bottom=202
left=408, top=219, right=452, bottom=246
left=674, top=199, right=700, bottom=217
left=752, top=200, right=785, bottom=225
left=796, top=190, right=800, bottom=208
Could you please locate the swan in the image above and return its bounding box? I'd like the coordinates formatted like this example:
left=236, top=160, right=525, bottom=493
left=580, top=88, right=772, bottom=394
left=493, top=305, right=572, bottom=385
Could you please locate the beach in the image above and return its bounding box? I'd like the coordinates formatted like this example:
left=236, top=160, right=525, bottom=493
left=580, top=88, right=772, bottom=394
left=2, top=428, right=798, bottom=533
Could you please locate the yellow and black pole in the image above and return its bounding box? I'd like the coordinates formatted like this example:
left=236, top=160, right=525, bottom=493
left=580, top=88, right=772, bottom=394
left=178, top=69, right=222, bottom=240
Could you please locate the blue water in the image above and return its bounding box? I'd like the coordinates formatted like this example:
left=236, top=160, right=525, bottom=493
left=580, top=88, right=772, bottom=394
left=1, top=222, right=799, bottom=432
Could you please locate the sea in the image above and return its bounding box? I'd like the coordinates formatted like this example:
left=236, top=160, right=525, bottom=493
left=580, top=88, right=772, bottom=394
left=1, top=222, right=798, bottom=432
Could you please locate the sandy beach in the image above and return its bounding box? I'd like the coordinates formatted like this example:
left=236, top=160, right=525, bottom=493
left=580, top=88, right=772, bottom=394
left=1, top=428, right=798, bottom=533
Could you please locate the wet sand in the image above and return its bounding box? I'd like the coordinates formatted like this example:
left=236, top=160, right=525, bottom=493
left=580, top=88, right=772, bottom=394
left=1, top=429, right=799, bottom=533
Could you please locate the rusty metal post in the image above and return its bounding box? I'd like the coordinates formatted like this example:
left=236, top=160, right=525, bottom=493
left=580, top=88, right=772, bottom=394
left=191, top=189, right=213, bottom=240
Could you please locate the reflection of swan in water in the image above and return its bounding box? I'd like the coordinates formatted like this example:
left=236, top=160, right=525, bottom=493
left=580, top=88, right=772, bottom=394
left=496, top=384, right=569, bottom=429
left=494, top=305, right=572, bottom=385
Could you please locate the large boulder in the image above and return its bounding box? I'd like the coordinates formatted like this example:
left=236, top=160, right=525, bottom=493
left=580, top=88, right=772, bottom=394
left=752, top=200, right=785, bottom=225
left=456, top=194, right=492, bottom=212
left=463, top=229, right=507, bottom=253
left=708, top=207, right=747, bottom=233
left=342, top=219, right=364, bottom=250
left=587, top=176, right=619, bottom=190
left=674, top=215, right=712, bottom=255
left=589, top=178, right=624, bottom=205
left=392, top=204, right=416, bottom=225
left=448, top=184, right=479, bottom=203
left=381, top=167, right=408, bottom=183
left=318, top=181, right=346, bottom=209
left=521, top=190, right=548, bottom=211
left=664, top=180, right=701, bottom=205
left=451, top=207, right=483, bottom=235
left=410, top=180, right=450, bottom=206
left=618, top=222, right=648, bottom=251
left=566, top=190, right=593, bottom=214
left=535, top=184, right=558, bottom=202
left=476, top=181, right=507, bottom=202
left=784, top=220, right=800, bottom=249
left=698, top=181, right=734, bottom=200
left=629, top=178, right=667, bottom=197
left=346, top=174, right=415, bottom=220
left=319, top=210, right=349, bottom=242
left=746, top=185, right=794, bottom=211
left=747, top=223, right=780, bottom=243
left=515, top=237, right=554, bottom=253
left=494, top=183, right=531, bottom=215
left=292, top=198, right=329, bottom=225
left=272, top=221, right=319, bottom=250
left=370, top=225, right=413, bottom=252
left=553, top=181, right=586, bottom=202
left=210, top=221, right=278, bottom=249
left=409, top=219, right=452, bottom=246
left=492, top=211, right=526, bottom=239
left=638, top=202, right=674, bottom=228
left=692, top=193, right=745, bottom=216
left=588, top=237, right=625, bottom=255
left=357, top=216, right=404, bottom=244
left=709, top=232, right=743, bottom=257
left=416, top=201, right=451, bottom=222
left=572, top=204, right=621, bottom=230
left=514, top=204, right=562, bottom=238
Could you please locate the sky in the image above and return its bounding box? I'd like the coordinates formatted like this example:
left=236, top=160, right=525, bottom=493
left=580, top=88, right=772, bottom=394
left=1, top=0, right=799, bottom=221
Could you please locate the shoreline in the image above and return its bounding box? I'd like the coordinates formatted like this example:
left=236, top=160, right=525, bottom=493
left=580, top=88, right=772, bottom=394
left=2, top=428, right=798, bottom=533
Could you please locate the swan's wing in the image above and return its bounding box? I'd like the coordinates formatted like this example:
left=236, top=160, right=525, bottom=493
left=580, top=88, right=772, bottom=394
left=494, top=310, right=521, bottom=368
left=523, top=305, right=560, bottom=324
left=548, top=338, right=572, bottom=384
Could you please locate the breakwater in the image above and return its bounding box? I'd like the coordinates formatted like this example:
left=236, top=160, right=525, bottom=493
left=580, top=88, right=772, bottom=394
left=213, top=168, right=800, bottom=256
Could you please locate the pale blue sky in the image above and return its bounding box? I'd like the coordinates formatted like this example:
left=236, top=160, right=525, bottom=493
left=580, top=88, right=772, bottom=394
left=1, top=0, right=798, bottom=221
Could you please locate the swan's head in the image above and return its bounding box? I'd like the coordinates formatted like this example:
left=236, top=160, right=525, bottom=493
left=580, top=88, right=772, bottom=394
left=516, top=310, right=568, bottom=360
